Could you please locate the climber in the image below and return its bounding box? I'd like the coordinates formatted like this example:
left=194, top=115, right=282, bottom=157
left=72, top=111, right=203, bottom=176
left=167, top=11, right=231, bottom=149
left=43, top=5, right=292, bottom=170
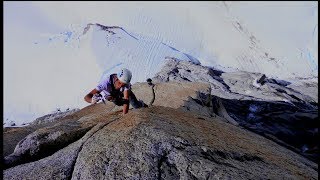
left=84, top=68, right=147, bottom=114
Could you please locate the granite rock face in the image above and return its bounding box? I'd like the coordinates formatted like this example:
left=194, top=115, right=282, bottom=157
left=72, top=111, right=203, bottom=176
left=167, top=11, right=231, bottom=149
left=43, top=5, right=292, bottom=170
left=3, top=121, right=116, bottom=180
left=71, top=107, right=317, bottom=180
left=4, top=107, right=318, bottom=180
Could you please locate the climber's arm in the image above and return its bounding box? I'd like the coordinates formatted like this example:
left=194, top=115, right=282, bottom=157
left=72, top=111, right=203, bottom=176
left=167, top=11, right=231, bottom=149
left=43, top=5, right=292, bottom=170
left=84, top=89, right=100, bottom=103
left=122, top=89, right=130, bottom=114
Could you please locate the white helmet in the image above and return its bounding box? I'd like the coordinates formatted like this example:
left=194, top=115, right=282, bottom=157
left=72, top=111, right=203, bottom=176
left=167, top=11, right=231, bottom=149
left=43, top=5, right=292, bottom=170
left=117, top=68, right=132, bottom=84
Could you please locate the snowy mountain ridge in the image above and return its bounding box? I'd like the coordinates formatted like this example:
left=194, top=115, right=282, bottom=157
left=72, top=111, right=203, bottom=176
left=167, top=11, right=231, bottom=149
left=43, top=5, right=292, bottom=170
left=38, top=19, right=318, bottom=82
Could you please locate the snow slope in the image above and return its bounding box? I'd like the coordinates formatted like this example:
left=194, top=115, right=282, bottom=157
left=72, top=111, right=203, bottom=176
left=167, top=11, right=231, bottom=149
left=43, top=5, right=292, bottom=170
left=83, top=23, right=200, bottom=82
left=4, top=1, right=318, bottom=126
left=29, top=1, right=318, bottom=79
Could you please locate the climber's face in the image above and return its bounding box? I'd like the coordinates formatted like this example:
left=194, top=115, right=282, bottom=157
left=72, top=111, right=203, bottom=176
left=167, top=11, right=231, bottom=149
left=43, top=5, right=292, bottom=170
left=114, top=78, right=126, bottom=90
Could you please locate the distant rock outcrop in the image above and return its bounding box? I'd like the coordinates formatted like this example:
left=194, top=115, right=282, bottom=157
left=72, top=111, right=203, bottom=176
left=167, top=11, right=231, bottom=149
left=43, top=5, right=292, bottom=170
left=153, top=57, right=317, bottom=103
left=31, top=108, right=80, bottom=125
left=152, top=57, right=319, bottom=162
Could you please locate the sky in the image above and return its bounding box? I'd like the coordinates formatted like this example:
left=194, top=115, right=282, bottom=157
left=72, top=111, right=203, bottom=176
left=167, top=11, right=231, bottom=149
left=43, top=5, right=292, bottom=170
left=3, top=1, right=318, bottom=126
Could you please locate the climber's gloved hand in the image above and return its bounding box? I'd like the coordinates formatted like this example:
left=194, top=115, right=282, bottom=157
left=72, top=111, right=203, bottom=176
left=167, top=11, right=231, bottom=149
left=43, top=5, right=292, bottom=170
left=91, top=94, right=102, bottom=104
